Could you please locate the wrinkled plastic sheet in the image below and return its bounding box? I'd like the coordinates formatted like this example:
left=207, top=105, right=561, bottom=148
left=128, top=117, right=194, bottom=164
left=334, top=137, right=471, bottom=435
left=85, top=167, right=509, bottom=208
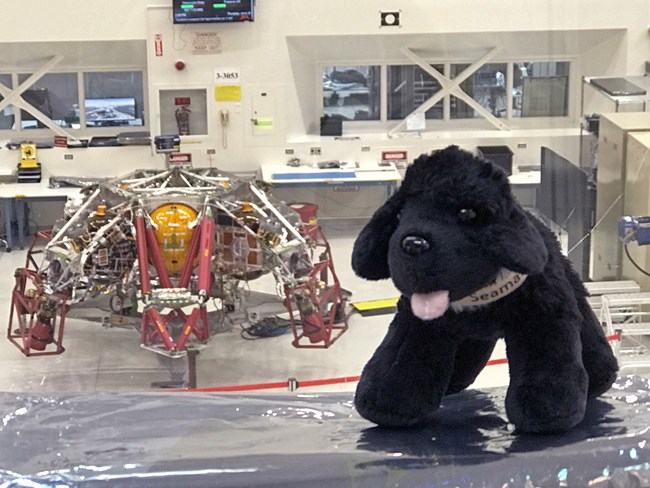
left=2, top=376, right=650, bottom=487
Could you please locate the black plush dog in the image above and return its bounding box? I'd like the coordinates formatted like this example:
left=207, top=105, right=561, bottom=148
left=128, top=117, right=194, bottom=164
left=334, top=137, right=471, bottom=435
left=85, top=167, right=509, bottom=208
left=352, top=145, right=618, bottom=433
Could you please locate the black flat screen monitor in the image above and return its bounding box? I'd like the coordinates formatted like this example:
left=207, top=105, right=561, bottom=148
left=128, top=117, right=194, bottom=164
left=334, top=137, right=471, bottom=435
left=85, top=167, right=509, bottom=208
left=590, top=77, right=647, bottom=97
left=84, top=97, right=137, bottom=127
left=173, top=0, right=253, bottom=24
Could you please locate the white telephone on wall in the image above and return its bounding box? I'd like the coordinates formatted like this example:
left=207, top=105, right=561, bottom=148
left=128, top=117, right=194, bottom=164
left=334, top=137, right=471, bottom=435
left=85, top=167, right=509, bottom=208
left=220, top=110, right=229, bottom=149
left=220, top=110, right=229, bottom=126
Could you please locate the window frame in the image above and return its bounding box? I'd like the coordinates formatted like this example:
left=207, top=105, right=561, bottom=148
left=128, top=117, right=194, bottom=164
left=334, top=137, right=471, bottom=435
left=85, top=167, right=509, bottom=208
left=0, top=67, right=148, bottom=137
left=17, top=71, right=80, bottom=131
left=512, top=61, right=571, bottom=119
left=319, top=56, right=576, bottom=134
left=320, top=64, right=382, bottom=123
left=386, top=63, right=446, bottom=121
left=82, top=70, right=147, bottom=130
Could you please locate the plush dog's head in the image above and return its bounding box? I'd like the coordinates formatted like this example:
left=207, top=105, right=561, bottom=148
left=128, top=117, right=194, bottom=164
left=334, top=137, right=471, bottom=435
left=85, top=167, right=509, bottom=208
left=352, top=145, right=548, bottom=320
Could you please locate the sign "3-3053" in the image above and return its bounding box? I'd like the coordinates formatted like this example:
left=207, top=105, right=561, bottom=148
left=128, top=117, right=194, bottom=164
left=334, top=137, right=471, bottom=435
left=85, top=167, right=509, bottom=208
left=214, top=68, right=240, bottom=84
left=215, top=72, right=238, bottom=80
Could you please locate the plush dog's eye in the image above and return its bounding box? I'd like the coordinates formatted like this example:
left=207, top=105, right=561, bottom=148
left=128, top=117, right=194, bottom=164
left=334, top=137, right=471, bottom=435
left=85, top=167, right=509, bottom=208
left=457, top=208, right=477, bottom=222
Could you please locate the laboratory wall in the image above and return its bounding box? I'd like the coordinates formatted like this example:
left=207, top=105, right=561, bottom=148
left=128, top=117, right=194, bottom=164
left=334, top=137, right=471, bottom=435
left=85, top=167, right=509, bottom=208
left=0, top=0, right=648, bottom=215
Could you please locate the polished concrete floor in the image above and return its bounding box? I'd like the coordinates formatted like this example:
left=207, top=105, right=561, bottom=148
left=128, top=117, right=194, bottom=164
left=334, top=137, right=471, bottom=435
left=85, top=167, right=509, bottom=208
left=0, top=219, right=510, bottom=395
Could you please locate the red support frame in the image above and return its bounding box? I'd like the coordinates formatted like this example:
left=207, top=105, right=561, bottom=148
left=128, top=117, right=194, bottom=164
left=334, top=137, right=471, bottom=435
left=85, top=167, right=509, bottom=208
left=136, top=212, right=212, bottom=353
left=286, top=225, right=348, bottom=348
left=7, top=268, right=67, bottom=356
left=25, top=230, right=52, bottom=271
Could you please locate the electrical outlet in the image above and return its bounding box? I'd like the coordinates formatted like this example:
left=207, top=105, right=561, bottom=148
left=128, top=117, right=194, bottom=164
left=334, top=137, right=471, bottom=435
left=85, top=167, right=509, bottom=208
left=64, top=154, right=73, bottom=160
left=310, top=147, right=321, bottom=156
left=517, top=143, right=527, bottom=149
left=361, top=146, right=371, bottom=152
left=285, top=148, right=295, bottom=155
left=207, top=148, right=216, bottom=155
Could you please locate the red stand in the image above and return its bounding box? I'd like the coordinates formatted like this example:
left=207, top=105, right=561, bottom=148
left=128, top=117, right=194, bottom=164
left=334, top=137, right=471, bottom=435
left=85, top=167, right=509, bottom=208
left=286, top=225, right=348, bottom=348
left=7, top=268, right=67, bottom=356
left=25, top=230, right=52, bottom=271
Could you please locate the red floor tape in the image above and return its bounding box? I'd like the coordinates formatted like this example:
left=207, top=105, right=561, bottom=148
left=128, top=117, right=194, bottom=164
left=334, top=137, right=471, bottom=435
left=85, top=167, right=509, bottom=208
left=175, top=333, right=623, bottom=393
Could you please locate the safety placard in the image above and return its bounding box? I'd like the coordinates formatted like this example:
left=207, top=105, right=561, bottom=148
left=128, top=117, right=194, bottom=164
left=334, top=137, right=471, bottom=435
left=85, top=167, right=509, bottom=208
left=381, top=150, right=408, bottom=169
left=54, top=136, right=68, bottom=148
left=169, top=153, right=192, bottom=164
left=215, top=85, right=241, bottom=102
left=154, top=34, right=163, bottom=57
left=193, top=32, right=221, bottom=55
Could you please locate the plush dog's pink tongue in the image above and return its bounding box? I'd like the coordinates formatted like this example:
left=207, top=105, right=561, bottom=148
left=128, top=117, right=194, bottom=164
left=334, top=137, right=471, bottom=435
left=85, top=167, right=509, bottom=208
left=410, top=290, right=450, bottom=320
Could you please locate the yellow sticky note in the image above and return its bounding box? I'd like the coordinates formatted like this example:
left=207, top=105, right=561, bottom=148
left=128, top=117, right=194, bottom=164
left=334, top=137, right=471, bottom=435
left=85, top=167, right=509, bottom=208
left=215, top=85, right=241, bottom=102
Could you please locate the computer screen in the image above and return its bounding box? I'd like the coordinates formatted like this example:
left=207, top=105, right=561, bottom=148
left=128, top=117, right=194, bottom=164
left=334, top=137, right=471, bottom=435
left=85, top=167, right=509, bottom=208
left=84, top=97, right=137, bottom=127
left=173, top=0, right=254, bottom=24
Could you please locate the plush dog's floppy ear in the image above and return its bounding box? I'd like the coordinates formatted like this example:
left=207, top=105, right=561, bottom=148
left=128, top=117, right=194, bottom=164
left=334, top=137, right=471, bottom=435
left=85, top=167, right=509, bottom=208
left=481, top=206, right=548, bottom=275
left=352, top=192, right=403, bottom=280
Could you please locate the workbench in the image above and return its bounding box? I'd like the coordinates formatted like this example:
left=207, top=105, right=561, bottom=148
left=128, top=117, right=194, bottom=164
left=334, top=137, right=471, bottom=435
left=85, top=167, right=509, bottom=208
left=261, top=162, right=540, bottom=207
left=0, top=180, right=81, bottom=251
left=260, top=162, right=402, bottom=198
left=508, top=169, right=541, bottom=208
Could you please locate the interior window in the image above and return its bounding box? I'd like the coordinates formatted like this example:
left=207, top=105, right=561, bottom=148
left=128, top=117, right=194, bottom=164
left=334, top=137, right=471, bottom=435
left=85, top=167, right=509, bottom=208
left=387, top=64, right=444, bottom=120
left=450, top=63, right=508, bottom=119
left=18, top=72, right=79, bottom=130
left=84, top=71, right=145, bottom=128
left=513, top=61, right=569, bottom=117
left=0, top=74, right=15, bottom=130
left=322, top=66, right=380, bottom=121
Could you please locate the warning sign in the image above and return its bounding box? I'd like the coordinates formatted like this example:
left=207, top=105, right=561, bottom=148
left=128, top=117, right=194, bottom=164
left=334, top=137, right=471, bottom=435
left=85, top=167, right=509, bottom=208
left=168, top=152, right=192, bottom=168
left=54, top=136, right=67, bottom=148
left=192, top=32, right=221, bottom=55
left=381, top=150, right=408, bottom=169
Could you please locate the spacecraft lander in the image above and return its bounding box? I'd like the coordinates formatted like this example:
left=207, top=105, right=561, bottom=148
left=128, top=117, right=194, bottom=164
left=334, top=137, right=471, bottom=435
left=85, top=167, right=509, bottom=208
left=7, top=165, right=348, bottom=358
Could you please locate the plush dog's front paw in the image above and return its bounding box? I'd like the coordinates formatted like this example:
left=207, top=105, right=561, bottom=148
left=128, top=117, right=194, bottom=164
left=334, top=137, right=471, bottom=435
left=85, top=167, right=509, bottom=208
left=354, top=398, right=426, bottom=428
left=353, top=306, right=459, bottom=428
left=354, top=380, right=436, bottom=428
left=505, top=365, right=588, bottom=433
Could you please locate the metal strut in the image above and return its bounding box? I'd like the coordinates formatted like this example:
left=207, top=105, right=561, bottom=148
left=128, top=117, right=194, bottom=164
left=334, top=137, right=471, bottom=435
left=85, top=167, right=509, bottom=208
left=136, top=209, right=213, bottom=354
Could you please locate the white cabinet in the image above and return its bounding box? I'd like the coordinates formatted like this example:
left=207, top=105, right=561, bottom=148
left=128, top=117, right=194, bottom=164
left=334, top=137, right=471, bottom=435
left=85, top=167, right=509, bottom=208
left=591, top=113, right=650, bottom=280
left=620, top=132, right=650, bottom=290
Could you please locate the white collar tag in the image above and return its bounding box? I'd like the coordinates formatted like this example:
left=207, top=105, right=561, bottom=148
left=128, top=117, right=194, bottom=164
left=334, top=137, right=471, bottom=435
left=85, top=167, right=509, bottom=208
left=450, top=268, right=527, bottom=312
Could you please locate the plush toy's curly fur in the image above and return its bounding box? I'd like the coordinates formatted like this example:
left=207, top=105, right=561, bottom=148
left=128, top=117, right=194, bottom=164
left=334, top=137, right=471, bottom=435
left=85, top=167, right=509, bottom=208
left=352, top=145, right=618, bottom=433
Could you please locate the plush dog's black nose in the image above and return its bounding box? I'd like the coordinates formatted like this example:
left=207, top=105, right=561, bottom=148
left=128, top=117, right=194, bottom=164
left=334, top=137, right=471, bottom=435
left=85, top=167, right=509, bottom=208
left=401, top=235, right=431, bottom=256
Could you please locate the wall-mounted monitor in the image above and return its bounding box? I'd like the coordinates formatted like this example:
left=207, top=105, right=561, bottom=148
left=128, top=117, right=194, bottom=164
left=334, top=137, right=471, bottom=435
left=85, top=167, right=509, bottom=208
left=173, top=0, right=254, bottom=24
left=84, top=97, right=137, bottom=127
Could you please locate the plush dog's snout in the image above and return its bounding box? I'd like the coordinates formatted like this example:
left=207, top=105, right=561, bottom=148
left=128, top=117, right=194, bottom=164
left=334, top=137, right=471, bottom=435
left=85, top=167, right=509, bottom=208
left=401, top=235, right=431, bottom=256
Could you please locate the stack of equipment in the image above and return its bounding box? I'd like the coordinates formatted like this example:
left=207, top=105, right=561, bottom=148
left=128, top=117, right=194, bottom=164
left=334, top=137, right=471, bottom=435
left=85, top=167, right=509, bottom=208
left=17, top=143, right=41, bottom=183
